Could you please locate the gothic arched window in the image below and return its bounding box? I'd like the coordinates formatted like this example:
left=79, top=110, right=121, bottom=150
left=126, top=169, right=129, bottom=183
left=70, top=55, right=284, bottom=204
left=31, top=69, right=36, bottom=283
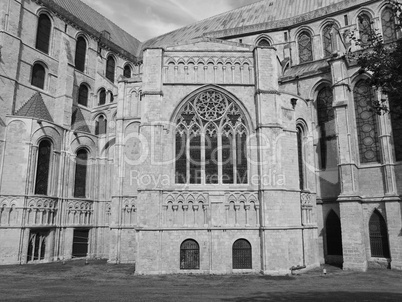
left=257, top=39, right=270, bottom=47
left=180, top=239, right=199, bottom=270
left=382, top=7, right=397, bottom=43
left=78, top=84, right=89, bottom=107
left=326, top=210, right=343, bottom=256
left=35, top=140, right=52, bottom=195
left=298, top=31, right=313, bottom=63
left=31, top=63, right=46, bottom=89
left=233, top=239, right=252, bottom=269
left=35, top=14, right=51, bottom=54
left=353, top=80, right=380, bottom=164
left=296, top=124, right=305, bottom=190
left=74, top=149, right=88, bottom=198
left=358, top=13, right=373, bottom=45
left=175, top=89, right=248, bottom=185
left=369, top=210, right=390, bottom=258
left=323, top=23, right=338, bottom=58
left=98, top=88, right=106, bottom=105
left=317, top=86, right=337, bottom=169
left=389, top=94, right=402, bottom=161
left=123, top=65, right=131, bottom=78
left=75, top=36, right=87, bottom=72
left=106, top=56, right=115, bottom=82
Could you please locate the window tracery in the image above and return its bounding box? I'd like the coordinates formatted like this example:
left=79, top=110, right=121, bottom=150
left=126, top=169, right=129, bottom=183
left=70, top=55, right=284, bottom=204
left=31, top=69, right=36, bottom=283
left=175, top=90, right=248, bottom=185
left=353, top=80, right=380, bottom=164
left=298, top=31, right=313, bottom=63
left=358, top=13, right=373, bottom=45
left=382, top=7, right=397, bottom=43
left=323, top=23, right=338, bottom=57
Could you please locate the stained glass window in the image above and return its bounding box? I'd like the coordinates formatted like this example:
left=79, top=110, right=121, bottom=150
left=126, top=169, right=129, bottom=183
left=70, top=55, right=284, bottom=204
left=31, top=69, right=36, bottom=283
left=78, top=84, right=88, bottom=107
left=323, top=23, right=337, bottom=58
left=382, top=8, right=397, bottom=43
left=358, top=13, right=373, bottom=45
left=74, top=149, right=88, bottom=198
left=389, top=94, right=402, bottom=161
left=35, top=140, right=52, bottom=195
left=317, top=86, right=337, bottom=169
left=35, top=14, right=51, bottom=54
left=180, top=240, right=199, bottom=269
left=354, top=80, right=380, bottom=164
left=298, top=31, right=313, bottom=64
left=175, top=89, right=248, bottom=184
left=106, top=56, right=115, bottom=82
left=233, top=239, right=252, bottom=269
left=75, top=36, right=87, bottom=72
left=31, top=64, right=45, bottom=89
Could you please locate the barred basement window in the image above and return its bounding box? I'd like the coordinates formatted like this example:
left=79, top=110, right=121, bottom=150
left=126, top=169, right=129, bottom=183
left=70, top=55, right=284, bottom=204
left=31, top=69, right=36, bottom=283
left=389, top=94, right=402, bottom=161
left=78, top=84, right=89, bottom=107
left=233, top=239, right=252, bottom=269
left=123, top=65, right=131, bottom=78
left=323, top=23, right=338, bottom=58
left=35, top=14, right=51, bottom=54
left=382, top=7, right=397, bottom=43
left=175, top=89, right=248, bottom=185
left=353, top=80, right=380, bottom=164
left=74, top=149, right=88, bottom=198
left=369, top=210, right=390, bottom=258
left=75, top=36, right=87, bottom=72
left=298, top=31, right=313, bottom=63
left=358, top=13, right=373, bottom=45
left=317, top=86, right=337, bottom=169
left=325, top=210, right=343, bottom=256
left=180, top=239, right=199, bottom=270
left=31, top=63, right=46, bottom=90
left=106, top=56, right=115, bottom=82
left=35, top=140, right=52, bottom=195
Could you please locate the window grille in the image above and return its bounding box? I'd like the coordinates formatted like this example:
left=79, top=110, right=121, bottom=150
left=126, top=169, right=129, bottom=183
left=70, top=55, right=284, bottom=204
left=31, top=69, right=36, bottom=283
left=75, top=36, right=87, bottom=72
left=74, top=149, right=88, bottom=198
left=353, top=80, right=380, bottom=164
left=35, top=140, right=51, bottom=195
left=298, top=31, right=313, bottom=63
left=233, top=239, right=252, bottom=269
left=326, top=211, right=343, bottom=256
left=175, top=89, right=248, bottom=185
left=317, top=86, right=337, bottom=169
left=106, top=56, right=115, bottom=82
left=35, top=14, right=51, bottom=54
left=389, top=94, right=402, bottom=161
left=78, top=84, right=89, bottom=107
left=369, top=210, right=390, bottom=258
left=180, top=239, right=199, bottom=270
left=123, top=65, right=131, bottom=78
left=323, top=23, right=337, bottom=58
left=382, top=8, right=397, bottom=43
left=31, top=64, right=46, bottom=89
left=358, top=14, right=373, bottom=45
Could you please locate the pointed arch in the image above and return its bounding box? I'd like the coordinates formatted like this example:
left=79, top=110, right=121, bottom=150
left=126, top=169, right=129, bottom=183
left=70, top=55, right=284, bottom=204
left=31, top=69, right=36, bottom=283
left=298, top=30, right=313, bottom=63
left=369, top=210, right=390, bottom=258
left=325, top=210, right=343, bottom=256
left=35, top=139, right=52, bottom=195
left=381, top=6, right=397, bottom=43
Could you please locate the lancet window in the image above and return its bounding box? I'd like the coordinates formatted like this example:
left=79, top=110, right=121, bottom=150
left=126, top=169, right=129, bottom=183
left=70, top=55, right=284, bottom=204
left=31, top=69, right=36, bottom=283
left=358, top=13, right=374, bottom=45
left=175, top=90, right=248, bottom=185
left=323, top=23, right=338, bottom=57
left=381, top=7, right=397, bottom=43
left=298, top=31, right=313, bottom=63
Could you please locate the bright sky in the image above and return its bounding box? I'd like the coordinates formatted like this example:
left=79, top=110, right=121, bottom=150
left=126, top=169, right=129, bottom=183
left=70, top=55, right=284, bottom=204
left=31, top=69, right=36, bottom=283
left=81, top=0, right=262, bottom=41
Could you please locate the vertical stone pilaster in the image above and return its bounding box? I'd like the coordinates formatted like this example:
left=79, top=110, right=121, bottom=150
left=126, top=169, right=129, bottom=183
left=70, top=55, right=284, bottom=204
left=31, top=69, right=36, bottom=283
left=385, top=201, right=402, bottom=269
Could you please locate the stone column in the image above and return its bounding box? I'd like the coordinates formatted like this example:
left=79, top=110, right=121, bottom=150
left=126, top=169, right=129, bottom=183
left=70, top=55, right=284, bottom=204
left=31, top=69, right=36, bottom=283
left=328, top=54, right=367, bottom=271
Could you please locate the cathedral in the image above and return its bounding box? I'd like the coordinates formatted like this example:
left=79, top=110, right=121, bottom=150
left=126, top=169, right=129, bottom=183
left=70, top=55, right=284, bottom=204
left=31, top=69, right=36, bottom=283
left=0, top=0, right=401, bottom=275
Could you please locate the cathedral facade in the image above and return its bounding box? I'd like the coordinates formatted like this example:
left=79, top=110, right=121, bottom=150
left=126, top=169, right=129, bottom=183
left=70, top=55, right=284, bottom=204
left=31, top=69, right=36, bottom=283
left=0, top=0, right=401, bottom=274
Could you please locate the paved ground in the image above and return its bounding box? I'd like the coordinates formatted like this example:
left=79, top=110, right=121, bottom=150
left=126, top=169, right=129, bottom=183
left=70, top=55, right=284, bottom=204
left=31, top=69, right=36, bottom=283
left=0, top=260, right=401, bottom=301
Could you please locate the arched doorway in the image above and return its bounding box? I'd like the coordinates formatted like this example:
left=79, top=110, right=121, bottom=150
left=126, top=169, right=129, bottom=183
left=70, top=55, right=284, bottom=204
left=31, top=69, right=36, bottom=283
left=325, top=210, right=343, bottom=265
left=369, top=210, right=390, bottom=258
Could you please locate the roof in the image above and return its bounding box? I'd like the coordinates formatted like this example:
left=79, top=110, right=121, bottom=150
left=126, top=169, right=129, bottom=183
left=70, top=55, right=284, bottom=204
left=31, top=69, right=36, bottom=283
left=71, top=107, right=91, bottom=133
left=15, top=92, right=54, bottom=123
left=39, top=0, right=141, bottom=59
left=281, top=59, right=331, bottom=80
left=142, top=0, right=372, bottom=49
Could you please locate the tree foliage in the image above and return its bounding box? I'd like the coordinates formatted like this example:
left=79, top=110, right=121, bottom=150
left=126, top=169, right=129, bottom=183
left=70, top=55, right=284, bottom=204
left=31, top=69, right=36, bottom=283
left=349, top=0, right=402, bottom=115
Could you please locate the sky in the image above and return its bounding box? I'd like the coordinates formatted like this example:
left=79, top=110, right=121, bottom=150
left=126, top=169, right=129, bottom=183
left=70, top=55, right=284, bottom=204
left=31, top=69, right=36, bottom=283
left=81, top=0, right=263, bottom=41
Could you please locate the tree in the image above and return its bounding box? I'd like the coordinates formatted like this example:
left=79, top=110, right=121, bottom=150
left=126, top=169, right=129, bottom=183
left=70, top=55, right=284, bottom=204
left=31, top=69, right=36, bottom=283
left=348, top=0, right=402, bottom=115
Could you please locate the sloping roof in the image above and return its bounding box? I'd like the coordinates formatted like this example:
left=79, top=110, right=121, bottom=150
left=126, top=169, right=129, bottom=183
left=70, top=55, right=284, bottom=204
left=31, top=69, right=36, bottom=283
left=71, top=107, right=91, bottom=133
left=40, top=0, right=141, bottom=58
left=282, top=59, right=331, bottom=80
left=15, top=92, right=54, bottom=123
left=142, top=0, right=372, bottom=49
